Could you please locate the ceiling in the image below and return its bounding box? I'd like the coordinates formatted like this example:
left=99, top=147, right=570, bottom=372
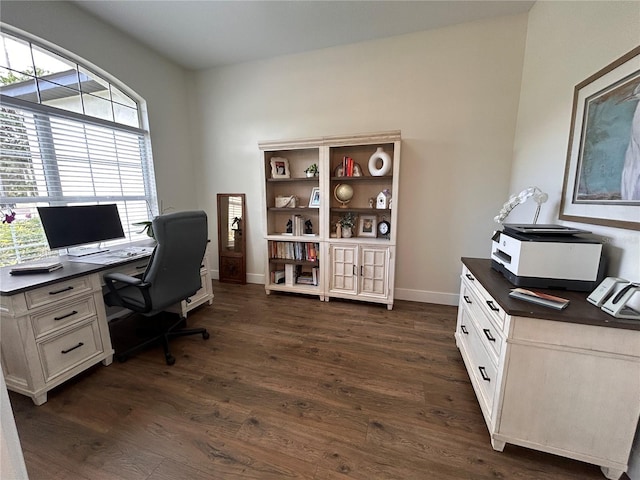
left=73, top=1, right=534, bottom=71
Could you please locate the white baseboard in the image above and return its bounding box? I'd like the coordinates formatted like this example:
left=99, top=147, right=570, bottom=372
left=210, top=270, right=264, bottom=285
left=212, top=271, right=459, bottom=307
left=394, top=287, right=459, bottom=306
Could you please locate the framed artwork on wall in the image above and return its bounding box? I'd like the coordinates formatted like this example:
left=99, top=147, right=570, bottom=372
left=560, top=46, right=640, bottom=230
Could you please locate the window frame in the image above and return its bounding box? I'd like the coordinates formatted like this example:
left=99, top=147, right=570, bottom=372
left=0, top=26, right=158, bottom=266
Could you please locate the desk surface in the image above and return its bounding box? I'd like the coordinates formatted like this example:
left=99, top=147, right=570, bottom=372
left=462, top=257, right=640, bottom=331
left=0, top=242, right=154, bottom=296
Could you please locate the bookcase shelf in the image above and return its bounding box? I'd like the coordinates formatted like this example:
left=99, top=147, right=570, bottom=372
left=259, top=131, right=400, bottom=308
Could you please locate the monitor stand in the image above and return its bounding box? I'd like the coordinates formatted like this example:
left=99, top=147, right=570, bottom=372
left=67, top=246, right=109, bottom=257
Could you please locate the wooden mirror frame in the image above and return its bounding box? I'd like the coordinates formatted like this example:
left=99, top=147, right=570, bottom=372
left=217, top=193, right=246, bottom=284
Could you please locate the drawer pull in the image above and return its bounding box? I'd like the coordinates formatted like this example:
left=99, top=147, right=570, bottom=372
left=486, top=300, right=500, bottom=312
left=61, top=342, right=84, bottom=354
left=479, top=366, right=491, bottom=382
left=461, top=325, right=468, bottom=335
left=483, top=328, right=496, bottom=342
left=49, top=286, right=74, bottom=295
left=54, top=310, right=78, bottom=321
left=463, top=295, right=472, bottom=304
left=465, top=273, right=475, bottom=281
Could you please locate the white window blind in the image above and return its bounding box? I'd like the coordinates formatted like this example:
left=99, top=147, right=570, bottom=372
left=0, top=100, right=157, bottom=265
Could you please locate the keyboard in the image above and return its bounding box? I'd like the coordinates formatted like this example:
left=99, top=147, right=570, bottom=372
left=68, top=246, right=153, bottom=265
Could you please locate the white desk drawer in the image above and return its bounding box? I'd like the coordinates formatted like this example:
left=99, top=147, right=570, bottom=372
left=462, top=266, right=506, bottom=330
left=25, top=277, right=94, bottom=310
left=464, top=308, right=498, bottom=413
left=31, top=295, right=97, bottom=338
left=461, top=282, right=504, bottom=363
left=38, top=320, right=102, bottom=382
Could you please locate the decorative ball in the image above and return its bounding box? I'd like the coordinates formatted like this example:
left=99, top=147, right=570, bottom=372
left=334, top=183, right=354, bottom=206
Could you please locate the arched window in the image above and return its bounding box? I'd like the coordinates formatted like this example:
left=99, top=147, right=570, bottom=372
left=0, top=27, right=158, bottom=265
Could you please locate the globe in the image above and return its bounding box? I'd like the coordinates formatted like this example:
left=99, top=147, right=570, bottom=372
left=334, top=183, right=354, bottom=207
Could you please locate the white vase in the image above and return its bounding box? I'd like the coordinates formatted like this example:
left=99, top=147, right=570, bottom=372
left=342, top=227, right=352, bottom=238
left=368, top=147, right=391, bottom=176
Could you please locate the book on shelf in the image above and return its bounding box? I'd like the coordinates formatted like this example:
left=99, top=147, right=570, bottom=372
left=10, top=259, right=63, bottom=275
left=272, top=270, right=285, bottom=284
left=508, top=288, right=570, bottom=310
left=285, top=264, right=295, bottom=286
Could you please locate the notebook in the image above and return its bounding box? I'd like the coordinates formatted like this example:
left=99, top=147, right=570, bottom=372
left=10, top=260, right=63, bottom=275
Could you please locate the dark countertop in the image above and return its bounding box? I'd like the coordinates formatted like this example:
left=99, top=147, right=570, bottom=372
left=1, top=241, right=155, bottom=296
left=462, top=257, right=640, bottom=332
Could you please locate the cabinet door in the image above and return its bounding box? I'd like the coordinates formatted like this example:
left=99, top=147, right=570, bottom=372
left=359, top=246, right=389, bottom=299
left=329, top=244, right=358, bottom=295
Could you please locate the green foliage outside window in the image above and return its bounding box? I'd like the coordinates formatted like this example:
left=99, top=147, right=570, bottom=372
left=0, top=217, right=50, bottom=266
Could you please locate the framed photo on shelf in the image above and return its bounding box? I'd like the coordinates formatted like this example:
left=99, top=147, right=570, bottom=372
left=308, top=187, right=320, bottom=208
left=358, top=214, right=377, bottom=237
left=270, top=157, right=290, bottom=179
left=559, top=46, right=640, bottom=230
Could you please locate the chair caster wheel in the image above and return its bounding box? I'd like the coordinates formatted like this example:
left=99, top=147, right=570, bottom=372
left=165, top=355, right=176, bottom=365
left=203, top=331, right=210, bottom=340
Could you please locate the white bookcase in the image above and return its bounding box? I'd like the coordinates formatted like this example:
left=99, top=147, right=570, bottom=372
left=259, top=131, right=400, bottom=309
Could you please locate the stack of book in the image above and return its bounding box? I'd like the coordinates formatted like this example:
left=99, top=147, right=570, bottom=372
left=296, top=267, right=319, bottom=286
left=342, top=156, right=355, bottom=177
left=10, top=259, right=63, bottom=275
left=508, top=288, right=570, bottom=310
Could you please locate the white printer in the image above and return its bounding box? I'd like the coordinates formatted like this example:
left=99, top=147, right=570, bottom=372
left=491, top=224, right=604, bottom=291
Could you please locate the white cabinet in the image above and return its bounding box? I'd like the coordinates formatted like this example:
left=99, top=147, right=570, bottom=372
left=328, top=243, right=393, bottom=307
left=259, top=131, right=400, bottom=308
left=0, top=273, right=114, bottom=405
left=455, top=258, right=640, bottom=480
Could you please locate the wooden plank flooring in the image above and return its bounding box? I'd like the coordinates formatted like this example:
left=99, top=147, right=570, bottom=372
left=9, top=281, right=620, bottom=479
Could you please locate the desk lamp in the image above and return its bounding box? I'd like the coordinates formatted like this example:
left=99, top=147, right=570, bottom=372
left=494, top=186, right=549, bottom=224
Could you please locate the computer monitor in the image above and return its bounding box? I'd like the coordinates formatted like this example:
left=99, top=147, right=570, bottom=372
left=37, top=204, right=125, bottom=250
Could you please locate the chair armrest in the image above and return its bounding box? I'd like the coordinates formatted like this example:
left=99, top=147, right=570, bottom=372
left=103, top=272, right=152, bottom=313
left=104, top=272, right=145, bottom=286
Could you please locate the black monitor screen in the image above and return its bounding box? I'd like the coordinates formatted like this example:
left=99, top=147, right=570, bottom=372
left=37, top=204, right=125, bottom=249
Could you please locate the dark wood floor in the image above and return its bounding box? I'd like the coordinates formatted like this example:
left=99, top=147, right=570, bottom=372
left=10, top=281, right=617, bottom=479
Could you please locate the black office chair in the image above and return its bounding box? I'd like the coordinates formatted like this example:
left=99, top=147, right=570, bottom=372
left=104, top=210, right=210, bottom=365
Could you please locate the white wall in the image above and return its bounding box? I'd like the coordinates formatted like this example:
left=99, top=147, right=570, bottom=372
left=191, top=14, right=528, bottom=299
left=1, top=1, right=199, bottom=216
left=510, top=1, right=640, bottom=281
left=510, top=2, right=640, bottom=477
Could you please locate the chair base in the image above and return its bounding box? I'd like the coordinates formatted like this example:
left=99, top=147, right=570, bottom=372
left=113, top=313, right=209, bottom=365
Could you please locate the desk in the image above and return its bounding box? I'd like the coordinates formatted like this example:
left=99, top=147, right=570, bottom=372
left=0, top=242, right=213, bottom=405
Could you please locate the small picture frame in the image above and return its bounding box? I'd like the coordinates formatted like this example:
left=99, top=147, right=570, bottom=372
left=358, top=214, right=377, bottom=237
left=270, top=157, right=290, bottom=179
left=309, top=187, right=321, bottom=208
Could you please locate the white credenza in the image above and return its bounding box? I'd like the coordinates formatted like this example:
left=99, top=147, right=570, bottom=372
left=455, top=258, right=640, bottom=480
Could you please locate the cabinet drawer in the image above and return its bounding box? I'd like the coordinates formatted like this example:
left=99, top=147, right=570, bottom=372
left=460, top=282, right=504, bottom=362
left=25, top=277, right=94, bottom=310
left=38, top=320, right=102, bottom=382
left=462, top=266, right=506, bottom=329
left=31, top=295, right=98, bottom=338
left=464, top=309, right=498, bottom=413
